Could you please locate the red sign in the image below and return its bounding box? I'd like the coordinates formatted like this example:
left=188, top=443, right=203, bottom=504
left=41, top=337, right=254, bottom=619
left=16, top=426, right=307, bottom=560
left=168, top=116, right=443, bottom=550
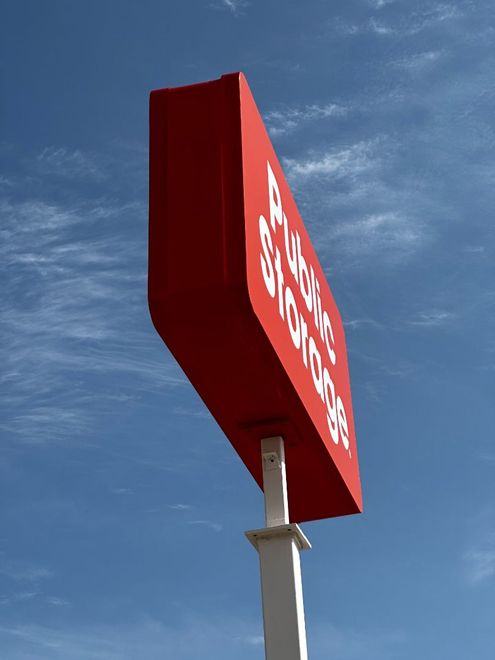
left=149, top=73, right=362, bottom=522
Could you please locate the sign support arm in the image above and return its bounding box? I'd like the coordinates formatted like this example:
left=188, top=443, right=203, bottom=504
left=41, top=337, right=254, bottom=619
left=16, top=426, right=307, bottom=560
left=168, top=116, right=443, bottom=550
left=246, top=437, right=311, bottom=660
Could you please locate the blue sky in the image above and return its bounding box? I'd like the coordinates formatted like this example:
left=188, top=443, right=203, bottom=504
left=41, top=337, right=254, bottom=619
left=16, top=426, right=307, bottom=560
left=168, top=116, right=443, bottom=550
left=1, top=0, right=494, bottom=658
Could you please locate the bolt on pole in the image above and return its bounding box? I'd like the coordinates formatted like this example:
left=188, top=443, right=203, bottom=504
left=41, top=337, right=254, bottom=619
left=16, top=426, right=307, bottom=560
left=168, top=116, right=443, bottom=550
left=246, top=437, right=311, bottom=660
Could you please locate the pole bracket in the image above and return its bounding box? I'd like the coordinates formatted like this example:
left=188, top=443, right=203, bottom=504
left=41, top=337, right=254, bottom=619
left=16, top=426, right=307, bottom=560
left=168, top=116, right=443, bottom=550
left=245, top=523, right=311, bottom=552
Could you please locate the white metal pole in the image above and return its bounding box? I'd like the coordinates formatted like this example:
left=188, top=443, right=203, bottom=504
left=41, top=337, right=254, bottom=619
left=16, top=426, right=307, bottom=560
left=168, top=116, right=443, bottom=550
left=246, top=437, right=311, bottom=660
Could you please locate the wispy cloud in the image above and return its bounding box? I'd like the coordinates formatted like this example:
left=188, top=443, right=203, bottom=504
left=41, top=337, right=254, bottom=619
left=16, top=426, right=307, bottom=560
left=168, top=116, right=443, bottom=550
left=187, top=519, right=223, bottom=533
left=6, top=614, right=399, bottom=660
left=172, top=405, right=210, bottom=419
left=332, top=17, right=395, bottom=37
left=367, top=0, right=398, bottom=8
left=284, top=140, right=375, bottom=180
left=0, top=591, right=40, bottom=607
left=463, top=245, right=486, bottom=254
left=335, top=3, right=462, bottom=38
left=281, top=128, right=438, bottom=269
left=368, top=18, right=395, bottom=35
left=282, top=4, right=494, bottom=279
left=344, top=318, right=383, bottom=330
left=165, top=505, right=225, bottom=534
left=349, top=348, right=418, bottom=380
left=36, top=147, right=106, bottom=181
left=464, top=533, right=495, bottom=585
left=235, top=634, right=264, bottom=646
left=45, top=596, right=70, bottom=607
left=0, top=175, right=14, bottom=187
left=391, top=50, right=445, bottom=73
left=0, top=559, right=54, bottom=584
left=0, top=591, right=70, bottom=608
left=110, top=488, right=134, bottom=496
left=311, top=622, right=407, bottom=660
left=1, top=149, right=183, bottom=445
left=265, top=103, right=347, bottom=137
left=0, top=558, right=63, bottom=609
left=214, top=0, right=249, bottom=16
left=325, top=212, right=422, bottom=261
left=407, top=310, right=456, bottom=327
left=0, top=615, right=263, bottom=659
left=407, top=3, right=461, bottom=31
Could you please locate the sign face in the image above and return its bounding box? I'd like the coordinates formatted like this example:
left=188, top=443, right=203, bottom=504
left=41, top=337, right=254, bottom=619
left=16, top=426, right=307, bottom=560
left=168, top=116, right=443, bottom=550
left=149, top=72, right=362, bottom=523
left=241, top=92, right=361, bottom=513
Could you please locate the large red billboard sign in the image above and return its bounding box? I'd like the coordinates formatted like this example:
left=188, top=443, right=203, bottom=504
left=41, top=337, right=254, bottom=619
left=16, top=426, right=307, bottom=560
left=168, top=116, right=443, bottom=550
left=149, top=73, right=362, bottom=523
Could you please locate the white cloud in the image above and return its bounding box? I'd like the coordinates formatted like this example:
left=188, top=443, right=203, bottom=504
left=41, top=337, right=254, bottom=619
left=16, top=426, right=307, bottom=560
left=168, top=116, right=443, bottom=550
left=3, top=407, right=89, bottom=444
left=344, top=318, right=383, bottom=330
left=37, top=147, right=106, bottom=181
left=265, top=103, right=347, bottom=137
left=172, top=405, right=210, bottom=419
left=0, top=175, right=14, bottom=187
left=328, top=212, right=421, bottom=258
left=280, top=131, right=437, bottom=270
left=0, top=591, right=40, bottom=606
left=311, top=622, right=406, bottom=660
left=332, top=17, right=395, bottom=37
left=0, top=616, right=406, bottom=660
left=187, top=519, right=223, bottom=533
left=0, top=559, right=54, bottom=584
left=284, top=141, right=375, bottom=180
left=369, top=18, right=394, bottom=35
left=110, top=487, right=134, bottom=495
left=45, top=596, right=70, bottom=607
left=392, top=50, right=444, bottom=73
left=0, top=615, right=263, bottom=660
left=235, top=634, right=264, bottom=645
left=0, top=155, right=184, bottom=445
left=336, top=3, right=462, bottom=38
left=464, top=534, right=495, bottom=585
left=407, top=310, right=456, bottom=327
left=215, top=0, right=249, bottom=15
left=367, top=0, right=397, bottom=7
left=413, top=3, right=461, bottom=28
left=349, top=348, right=418, bottom=379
